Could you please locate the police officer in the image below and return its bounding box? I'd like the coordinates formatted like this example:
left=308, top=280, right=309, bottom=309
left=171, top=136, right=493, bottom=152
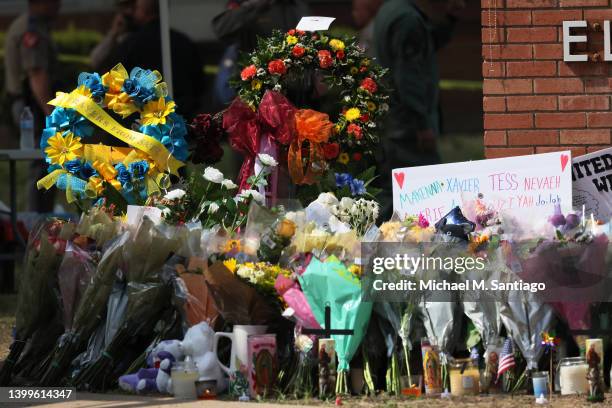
left=4, top=0, right=61, bottom=213
left=374, top=0, right=464, bottom=220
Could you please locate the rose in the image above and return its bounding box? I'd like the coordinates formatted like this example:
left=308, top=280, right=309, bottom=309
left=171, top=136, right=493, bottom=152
left=347, top=123, right=362, bottom=139
left=360, top=113, right=370, bottom=123
left=115, top=163, right=131, bottom=185
left=268, top=59, right=287, bottom=75
left=276, top=219, right=297, bottom=238
left=336, top=50, right=345, bottom=60
left=323, top=142, right=340, bottom=160
left=360, top=77, right=378, bottom=93
left=164, top=189, right=186, bottom=200
left=128, top=160, right=149, bottom=180
left=122, top=79, right=154, bottom=105
left=222, top=179, right=237, bottom=189
left=257, top=153, right=278, bottom=167
left=292, top=45, right=306, bottom=58
left=241, top=64, right=257, bottom=81
left=203, top=167, right=224, bottom=183
left=318, top=50, right=333, bottom=69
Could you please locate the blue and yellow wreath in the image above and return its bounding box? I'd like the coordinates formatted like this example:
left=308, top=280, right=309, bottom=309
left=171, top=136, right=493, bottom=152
left=38, top=63, right=188, bottom=204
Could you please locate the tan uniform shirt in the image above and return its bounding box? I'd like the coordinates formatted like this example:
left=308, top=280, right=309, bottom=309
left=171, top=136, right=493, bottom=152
left=4, top=13, right=57, bottom=97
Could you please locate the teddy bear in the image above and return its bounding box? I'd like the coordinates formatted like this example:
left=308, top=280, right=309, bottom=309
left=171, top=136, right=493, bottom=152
left=118, top=340, right=184, bottom=394
left=179, top=322, right=226, bottom=392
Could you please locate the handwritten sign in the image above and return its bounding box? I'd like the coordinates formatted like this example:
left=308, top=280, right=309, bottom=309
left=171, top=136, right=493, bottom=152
left=392, top=151, right=573, bottom=222
left=296, top=16, right=336, bottom=32
left=572, top=147, right=612, bottom=221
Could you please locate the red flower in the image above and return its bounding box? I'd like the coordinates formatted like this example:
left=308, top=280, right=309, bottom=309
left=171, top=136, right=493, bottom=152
left=288, top=29, right=296, bottom=35
left=360, top=66, right=368, bottom=73
left=352, top=152, right=362, bottom=162
left=318, top=50, right=333, bottom=69
left=336, top=50, right=345, bottom=60
left=292, top=45, right=306, bottom=58
left=323, top=142, right=340, bottom=160
left=296, top=30, right=305, bottom=36
left=240, top=64, right=257, bottom=81
left=347, top=123, right=362, bottom=139
left=268, top=59, right=287, bottom=75
left=360, top=113, right=370, bottom=122
left=360, top=77, right=378, bottom=93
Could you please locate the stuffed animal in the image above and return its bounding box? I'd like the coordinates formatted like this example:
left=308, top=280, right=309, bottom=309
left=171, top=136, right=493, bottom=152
left=179, top=322, right=226, bottom=392
left=118, top=367, right=158, bottom=393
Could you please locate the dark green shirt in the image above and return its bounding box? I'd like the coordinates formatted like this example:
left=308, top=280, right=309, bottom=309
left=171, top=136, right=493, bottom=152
left=374, top=0, right=455, bottom=134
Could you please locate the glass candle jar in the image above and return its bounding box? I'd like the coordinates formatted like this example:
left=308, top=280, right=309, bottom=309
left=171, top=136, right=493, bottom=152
left=171, top=361, right=199, bottom=399
left=449, top=359, right=479, bottom=396
left=559, top=357, right=589, bottom=395
left=421, top=338, right=442, bottom=395
left=532, top=371, right=549, bottom=397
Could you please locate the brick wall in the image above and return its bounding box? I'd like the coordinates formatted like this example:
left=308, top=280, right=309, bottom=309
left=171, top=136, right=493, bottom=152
left=482, top=0, right=612, bottom=159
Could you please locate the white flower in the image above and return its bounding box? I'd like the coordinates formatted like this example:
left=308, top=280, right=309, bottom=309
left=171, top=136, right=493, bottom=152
left=162, top=207, right=172, bottom=217
left=208, top=202, right=220, bottom=214
left=240, top=189, right=265, bottom=204
left=273, top=84, right=282, bottom=92
left=164, top=189, right=186, bottom=200
left=256, top=68, right=266, bottom=76
left=257, top=153, right=278, bottom=167
left=203, top=167, right=224, bottom=184
left=316, top=192, right=339, bottom=207
left=222, top=179, right=238, bottom=189
left=339, top=197, right=355, bottom=210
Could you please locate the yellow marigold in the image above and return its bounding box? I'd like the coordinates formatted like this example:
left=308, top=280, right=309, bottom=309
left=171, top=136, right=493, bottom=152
left=329, top=39, right=345, bottom=51
left=44, top=132, right=82, bottom=166
left=337, top=152, right=350, bottom=165
left=251, top=79, right=262, bottom=91
left=142, top=97, right=176, bottom=126
left=223, top=258, right=237, bottom=273
left=344, top=107, right=361, bottom=122
left=286, top=35, right=298, bottom=45
left=367, top=101, right=377, bottom=112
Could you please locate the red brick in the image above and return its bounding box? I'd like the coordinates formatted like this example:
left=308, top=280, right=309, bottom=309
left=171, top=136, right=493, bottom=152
left=484, top=131, right=508, bottom=146
left=534, top=78, right=584, bottom=94
left=533, top=44, right=563, bottom=60
left=588, top=112, right=612, bottom=128
left=560, top=129, right=611, bottom=144
left=507, top=27, right=558, bottom=43
left=483, top=61, right=506, bottom=77
left=536, top=146, right=587, bottom=156
left=559, top=0, right=609, bottom=7
left=507, top=95, right=558, bottom=111
left=485, top=147, right=535, bottom=158
left=535, top=113, right=586, bottom=128
left=507, top=61, right=557, bottom=77
left=585, top=78, right=612, bottom=93
left=506, top=0, right=557, bottom=7
left=587, top=146, right=612, bottom=153
left=484, top=97, right=507, bottom=112
left=532, top=10, right=583, bottom=25
left=508, top=130, right=559, bottom=145
left=484, top=79, right=533, bottom=95
left=559, top=95, right=609, bottom=111
left=482, top=44, right=533, bottom=60
left=584, top=9, right=612, bottom=21
left=559, top=62, right=607, bottom=76
left=483, top=28, right=505, bottom=43
left=485, top=113, right=534, bottom=129
left=481, top=10, right=531, bottom=26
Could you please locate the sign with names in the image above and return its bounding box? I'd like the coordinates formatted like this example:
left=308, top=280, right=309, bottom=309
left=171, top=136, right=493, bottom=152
left=572, top=147, right=612, bottom=222
left=392, top=151, right=573, bottom=223
left=296, top=16, right=336, bottom=32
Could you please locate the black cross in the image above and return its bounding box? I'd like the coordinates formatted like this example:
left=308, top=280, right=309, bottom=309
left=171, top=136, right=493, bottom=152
left=302, top=305, right=354, bottom=337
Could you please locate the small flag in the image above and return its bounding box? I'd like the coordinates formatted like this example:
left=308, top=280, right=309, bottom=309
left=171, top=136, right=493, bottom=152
left=498, top=337, right=516, bottom=378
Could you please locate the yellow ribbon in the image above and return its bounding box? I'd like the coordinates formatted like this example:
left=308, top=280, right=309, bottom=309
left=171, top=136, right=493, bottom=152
left=36, top=169, right=78, bottom=203
left=49, top=91, right=184, bottom=175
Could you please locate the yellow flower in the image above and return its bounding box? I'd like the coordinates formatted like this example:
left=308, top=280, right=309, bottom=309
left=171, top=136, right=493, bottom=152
left=223, top=258, right=238, bottom=273
left=344, top=107, right=361, bottom=122
left=286, top=35, right=298, bottom=45
left=367, top=101, right=377, bottom=112
left=350, top=66, right=359, bottom=75
left=361, top=58, right=370, bottom=67
left=101, top=63, right=128, bottom=95
left=251, top=79, right=262, bottom=91
left=44, top=132, right=82, bottom=166
left=334, top=123, right=344, bottom=133
left=106, top=92, right=138, bottom=118
left=329, top=39, right=345, bottom=51
left=337, top=152, right=350, bottom=165
left=142, top=97, right=176, bottom=126
left=223, top=239, right=242, bottom=253
left=276, top=219, right=296, bottom=238
left=348, top=264, right=362, bottom=278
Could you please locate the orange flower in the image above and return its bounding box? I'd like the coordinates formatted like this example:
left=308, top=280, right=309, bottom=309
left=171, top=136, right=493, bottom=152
left=294, top=109, right=333, bottom=143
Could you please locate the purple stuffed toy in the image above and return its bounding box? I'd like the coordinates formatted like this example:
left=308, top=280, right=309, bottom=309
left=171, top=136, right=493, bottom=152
left=118, top=341, right=183, bottom=394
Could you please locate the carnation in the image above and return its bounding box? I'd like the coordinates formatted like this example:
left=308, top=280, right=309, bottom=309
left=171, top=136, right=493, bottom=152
left=360, top=77, right=378, bottom=93
left=222, top=179, right=238, bottom=189
left=257, top=153, right=278, bottom=167
left=241, top=65, right=257, bottom=81
left=268, top=59, right=287, bottom=75
left=203, top=167, right=224, bottom=183
left=164, top=189, right=186, bottom=200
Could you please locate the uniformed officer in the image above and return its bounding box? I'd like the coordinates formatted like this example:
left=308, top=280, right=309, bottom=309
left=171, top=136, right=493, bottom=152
left=4, top=0, right=61, bottom=213
left=374, top=0, right=464, bottom=220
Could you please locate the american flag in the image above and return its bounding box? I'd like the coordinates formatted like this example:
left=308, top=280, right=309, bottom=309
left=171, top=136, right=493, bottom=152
left=497, top=337, right=516, bottom=378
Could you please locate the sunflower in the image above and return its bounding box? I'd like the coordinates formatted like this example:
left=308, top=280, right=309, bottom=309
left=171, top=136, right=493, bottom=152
left=141, top=97, right=176, bottom=126
left=44, top=132, right=83, bottom=166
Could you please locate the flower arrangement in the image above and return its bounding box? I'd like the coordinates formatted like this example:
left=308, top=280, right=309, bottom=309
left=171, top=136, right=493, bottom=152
left=38, top=64, right=188, bottom=209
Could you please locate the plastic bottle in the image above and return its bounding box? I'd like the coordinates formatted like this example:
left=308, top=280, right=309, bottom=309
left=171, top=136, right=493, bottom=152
left=20, top=106, right=35, bottom=149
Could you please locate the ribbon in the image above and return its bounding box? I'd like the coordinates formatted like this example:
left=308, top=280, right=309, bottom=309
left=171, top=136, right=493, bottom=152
left=37, top=169, right=87, bottom=203
left=288, top=109, right=333, bottom=185
left=49, top=90, right=183, bottom=176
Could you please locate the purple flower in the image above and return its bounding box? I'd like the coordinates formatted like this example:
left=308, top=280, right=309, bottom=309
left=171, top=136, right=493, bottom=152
left=335, top=173, right=353, bottom=188
left=350, top=178, right=366, bottom=196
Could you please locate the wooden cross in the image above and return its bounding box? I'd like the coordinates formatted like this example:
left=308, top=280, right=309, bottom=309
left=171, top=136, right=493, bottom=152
left=302, top=305, right=354, bottom=337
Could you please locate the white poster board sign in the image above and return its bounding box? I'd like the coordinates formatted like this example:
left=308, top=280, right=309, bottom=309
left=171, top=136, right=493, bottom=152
left=296, top=16, right=335, bottom=32
left=572, top=147, right=612, bottom=221
left=392, top=151, right=573, bottom=222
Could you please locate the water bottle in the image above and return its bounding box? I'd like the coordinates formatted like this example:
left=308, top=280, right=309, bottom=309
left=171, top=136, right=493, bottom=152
left=20, top=106, right=35, bottom=150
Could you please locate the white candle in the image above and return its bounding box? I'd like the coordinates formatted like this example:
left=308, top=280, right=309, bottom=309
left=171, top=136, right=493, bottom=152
left=560, top=362, right=589, bottom=395
left=172, top=367, right=198, bottom=399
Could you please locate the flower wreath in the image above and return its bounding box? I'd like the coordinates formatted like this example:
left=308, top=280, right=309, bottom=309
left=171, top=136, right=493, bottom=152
left=233, top=29, right=389, bottom=179
left=38, top=63, right=188, bottom=205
